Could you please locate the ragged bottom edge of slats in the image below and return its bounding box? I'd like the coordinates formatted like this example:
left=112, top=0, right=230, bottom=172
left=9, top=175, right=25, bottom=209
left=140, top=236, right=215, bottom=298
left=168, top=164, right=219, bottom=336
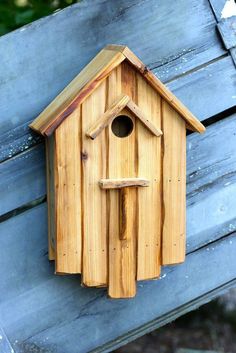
left=50, top=249, right=184, bottom=297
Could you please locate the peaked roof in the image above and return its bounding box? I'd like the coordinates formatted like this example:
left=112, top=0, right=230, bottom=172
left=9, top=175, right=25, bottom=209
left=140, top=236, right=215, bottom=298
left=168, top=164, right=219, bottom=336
left=30, top=45, right=205, bottom=136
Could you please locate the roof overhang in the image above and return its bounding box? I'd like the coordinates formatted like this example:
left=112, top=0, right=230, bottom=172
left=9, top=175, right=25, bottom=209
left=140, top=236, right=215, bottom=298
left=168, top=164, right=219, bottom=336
left=29, top=45, right=205, bottom=136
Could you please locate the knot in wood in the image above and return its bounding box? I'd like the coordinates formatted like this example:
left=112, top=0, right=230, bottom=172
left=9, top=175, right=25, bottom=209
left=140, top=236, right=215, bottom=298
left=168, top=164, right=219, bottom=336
left=81, top=151, right=88, bottom=161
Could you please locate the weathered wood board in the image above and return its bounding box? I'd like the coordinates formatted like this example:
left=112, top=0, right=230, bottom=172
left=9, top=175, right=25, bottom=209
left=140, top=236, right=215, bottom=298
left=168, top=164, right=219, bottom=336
left=0, top=0, right=224, bottom=133
left=1, top=0, right=235, bottom=164
left=0, top=0, right=236, bottom=351
left=1, top=112, right=236, bottom=352
left=2, top=113, right=236, bottom=260
left=0, top=204, right=236, bottom=353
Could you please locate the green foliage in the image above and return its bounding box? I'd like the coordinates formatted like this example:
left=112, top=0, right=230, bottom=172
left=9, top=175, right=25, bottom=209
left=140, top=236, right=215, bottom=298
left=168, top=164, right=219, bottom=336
left=0, top=0, right=79, bottom=36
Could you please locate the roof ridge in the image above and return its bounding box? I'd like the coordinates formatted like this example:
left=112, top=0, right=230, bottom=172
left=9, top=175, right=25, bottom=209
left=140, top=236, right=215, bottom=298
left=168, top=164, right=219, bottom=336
left=30, top=45, right=205, bottom=135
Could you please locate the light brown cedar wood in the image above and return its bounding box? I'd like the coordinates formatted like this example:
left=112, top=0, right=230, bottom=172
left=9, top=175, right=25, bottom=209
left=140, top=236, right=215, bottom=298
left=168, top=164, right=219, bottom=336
left=86, top=94, right=130, bottom=140
left=86, top=93, right=162, bottom=140
left=99, top=178, right=149, bottom=189
left=45, top=136, right=56, bottom=260
left=30, top=48, right=125, bottom=136
left=108, top=63, right=137, bottom=298
left=162, top=100, right=186, bottom=265
left=119, top=187, right=135, bottom=242
left=136, top=72, right=162, bottom=280
left=82, top=80, right=108, bottom=287
left=106, top=45, right=205, bottom=134
left=30, top=45, right=204, bottom=137
left=54, top=107, right=82, bottom=273
left=126, top=99, right=162, bottom=137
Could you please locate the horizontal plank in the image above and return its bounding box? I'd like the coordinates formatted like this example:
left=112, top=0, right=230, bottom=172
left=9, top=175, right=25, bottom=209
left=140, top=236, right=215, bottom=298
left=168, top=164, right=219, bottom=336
left=186, top=113, right=236, bottom=250
left=99, top=178, right=149, bottom=189
left=0, top=114, right=236, bottom=231
left=0, top=114, right=236, bottom=351
left=166, top=55, right=236, bottom=121
left=2, top=112, right=236, bottom=246
left=0, top=204, right=236, bottom=352
left=0, top=144, right=46, bottom=216
left=0, top=204, right=50, bottom=301
left=0, top=0, right=225, bottom=160
left=1, top=53, right=234, bottom=164
left=0, top=121, right=42, bottom=163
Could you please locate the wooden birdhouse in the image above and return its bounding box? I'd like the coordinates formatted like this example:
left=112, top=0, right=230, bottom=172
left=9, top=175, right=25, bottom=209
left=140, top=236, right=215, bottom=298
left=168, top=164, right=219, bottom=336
left=30, top=45, right=205, bottom=298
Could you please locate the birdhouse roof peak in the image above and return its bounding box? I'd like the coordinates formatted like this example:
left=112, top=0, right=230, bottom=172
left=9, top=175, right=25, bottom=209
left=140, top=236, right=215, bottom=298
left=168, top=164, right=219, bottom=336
left=30, top=44, right=205, bottom=136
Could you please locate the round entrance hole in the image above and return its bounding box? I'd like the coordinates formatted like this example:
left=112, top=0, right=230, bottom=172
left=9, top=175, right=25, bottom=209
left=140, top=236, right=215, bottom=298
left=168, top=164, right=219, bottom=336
left=111, top=115, right=134, bottom=138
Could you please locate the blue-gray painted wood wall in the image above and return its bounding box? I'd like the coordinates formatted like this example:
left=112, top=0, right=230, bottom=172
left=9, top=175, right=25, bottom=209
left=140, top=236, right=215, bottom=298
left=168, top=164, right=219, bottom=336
left=0, top=0, right=235, bottom=352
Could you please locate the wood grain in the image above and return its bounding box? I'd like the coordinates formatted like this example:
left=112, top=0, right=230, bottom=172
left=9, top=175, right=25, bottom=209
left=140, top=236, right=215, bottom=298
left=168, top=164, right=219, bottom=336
left=86, top=92, right=162, bottom=140
left=108, top=63, right=137, bottom=298
left=127, top=99, right=163, bottom=137
left=2, top=112, right=236, bottom=352
left=99, top=178, right=149, bottom=189
left=81, top=80, right=108, bottom=287
left=1, top=201, right=236, bottom=353
left=0, top=0, right=235, bottom=350
left=45, top=136, right=56, bottom=260
left=136, top=72, right=162, bottom=280
left=107, top=45, right=205, bottom=134
left=119, top=187, right=128, bottom=241
left=86, top=94, right=130, bottom=139
left=162, top=100, right=186, bottom=265
left=30, top=45, right=204, bottom=137
left=54, top=107, right=82, bottom=273
left=30, top=48, right=125, bottom=136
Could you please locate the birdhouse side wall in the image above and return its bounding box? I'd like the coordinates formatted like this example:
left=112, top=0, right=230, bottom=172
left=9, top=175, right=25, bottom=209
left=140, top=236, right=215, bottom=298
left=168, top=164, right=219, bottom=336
left=162, top=101, right=186, bottom=265
left=45, top=135, right=56, bottom=261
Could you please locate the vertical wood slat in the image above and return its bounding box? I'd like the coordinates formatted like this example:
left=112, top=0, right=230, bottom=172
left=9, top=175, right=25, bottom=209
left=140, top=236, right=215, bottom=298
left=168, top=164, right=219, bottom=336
left=162, top=100, right=186, bottom=265
left=119, top=187, right=135, bottom=241
left=108, top=63, right=137, bottom=298
left=136, top=74, right=162, bottom=280
left=54, top=108, right=82, bottom=273
left=82, top=81, right=108, bottom=286
left=46, top=135, right=56, bottom=261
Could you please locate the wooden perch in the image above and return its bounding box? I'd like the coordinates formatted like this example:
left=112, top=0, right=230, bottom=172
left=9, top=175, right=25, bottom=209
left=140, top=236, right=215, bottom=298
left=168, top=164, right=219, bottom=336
left=99, top=178, right=149, bottom=189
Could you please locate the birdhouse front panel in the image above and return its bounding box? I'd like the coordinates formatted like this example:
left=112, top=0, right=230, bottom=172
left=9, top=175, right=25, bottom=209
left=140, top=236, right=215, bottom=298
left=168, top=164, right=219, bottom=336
left=30, top=45, right=205, bottom=298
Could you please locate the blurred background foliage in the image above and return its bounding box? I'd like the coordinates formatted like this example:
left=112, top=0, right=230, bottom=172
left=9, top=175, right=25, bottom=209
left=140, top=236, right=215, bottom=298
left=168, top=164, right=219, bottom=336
left=0, top=0, right=79, bottom=36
